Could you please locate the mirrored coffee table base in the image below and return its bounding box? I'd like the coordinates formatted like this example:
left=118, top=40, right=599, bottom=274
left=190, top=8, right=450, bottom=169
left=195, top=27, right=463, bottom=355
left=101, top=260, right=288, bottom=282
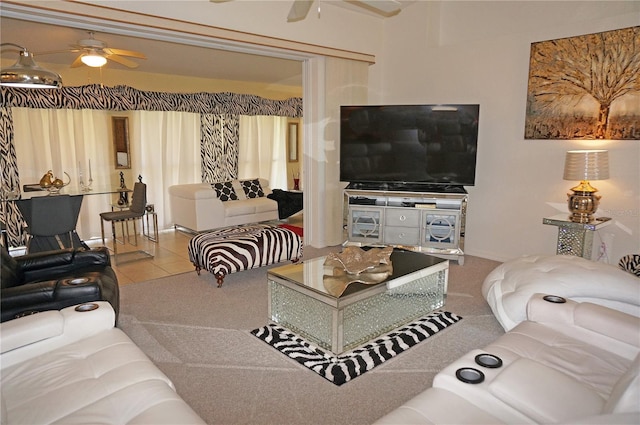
left=268, top=250, right=449, bottom=354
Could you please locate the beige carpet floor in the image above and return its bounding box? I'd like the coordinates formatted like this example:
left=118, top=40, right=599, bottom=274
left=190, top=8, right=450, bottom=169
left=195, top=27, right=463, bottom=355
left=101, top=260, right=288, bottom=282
left=117, top=246, right=504, bottom=425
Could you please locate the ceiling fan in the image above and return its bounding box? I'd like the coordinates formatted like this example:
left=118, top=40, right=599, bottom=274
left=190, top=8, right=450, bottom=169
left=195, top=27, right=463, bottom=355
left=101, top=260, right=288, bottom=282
left=211, top=0, right=402, bottom=22
left=39, top=31, right=146, bottom=69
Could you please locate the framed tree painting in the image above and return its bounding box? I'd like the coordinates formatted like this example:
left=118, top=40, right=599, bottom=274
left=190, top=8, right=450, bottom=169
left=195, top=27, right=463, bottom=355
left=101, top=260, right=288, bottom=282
left=525, top=26, right=640, bottom=140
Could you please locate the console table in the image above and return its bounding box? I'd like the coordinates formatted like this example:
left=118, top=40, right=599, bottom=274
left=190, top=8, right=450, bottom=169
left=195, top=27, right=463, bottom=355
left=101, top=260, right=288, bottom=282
left=543, top=214, right=612, bottom=259
left=344, top=185, right=468, bottom=265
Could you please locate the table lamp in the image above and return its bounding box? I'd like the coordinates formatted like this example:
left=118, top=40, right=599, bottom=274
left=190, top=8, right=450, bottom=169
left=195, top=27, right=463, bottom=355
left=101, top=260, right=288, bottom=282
left=563, top=149, right=609, bottom=223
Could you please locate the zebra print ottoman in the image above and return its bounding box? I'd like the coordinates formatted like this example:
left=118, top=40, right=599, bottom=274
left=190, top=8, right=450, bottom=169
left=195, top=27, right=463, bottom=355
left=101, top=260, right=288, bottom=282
left=188, top=224, right=302, bottom=287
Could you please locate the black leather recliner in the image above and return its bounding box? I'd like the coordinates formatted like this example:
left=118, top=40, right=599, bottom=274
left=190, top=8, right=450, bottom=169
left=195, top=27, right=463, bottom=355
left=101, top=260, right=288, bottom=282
left=1, top=246, right=119, bottom=322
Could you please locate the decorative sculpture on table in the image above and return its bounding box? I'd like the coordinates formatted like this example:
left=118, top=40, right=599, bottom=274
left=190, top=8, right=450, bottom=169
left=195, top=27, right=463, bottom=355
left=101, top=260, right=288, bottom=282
left=39, top=171, right=54, bottom=189
left=323, top=246, right=394, bottom=297
left=117, top=171, right=128, bottom=205
left=39, top=170, right=70, bottom=193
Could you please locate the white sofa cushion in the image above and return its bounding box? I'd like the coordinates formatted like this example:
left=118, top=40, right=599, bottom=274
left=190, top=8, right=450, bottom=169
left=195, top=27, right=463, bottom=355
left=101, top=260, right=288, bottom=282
left=488, top=357, right=605, bottom=423
left=224, top=197, right=276, bottom=217
left=374, top=387, right=503, bottom=425
left=605, top=354, right=640, bottom=414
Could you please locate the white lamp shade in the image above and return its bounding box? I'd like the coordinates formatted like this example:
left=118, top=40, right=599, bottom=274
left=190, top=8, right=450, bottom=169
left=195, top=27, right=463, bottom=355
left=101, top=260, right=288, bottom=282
left=563, top=150, right=610, bottom=181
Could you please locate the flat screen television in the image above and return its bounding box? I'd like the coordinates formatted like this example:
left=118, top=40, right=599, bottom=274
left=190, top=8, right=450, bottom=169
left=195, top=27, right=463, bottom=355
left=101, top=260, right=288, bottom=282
left=340, top=104, right=480, bottom=192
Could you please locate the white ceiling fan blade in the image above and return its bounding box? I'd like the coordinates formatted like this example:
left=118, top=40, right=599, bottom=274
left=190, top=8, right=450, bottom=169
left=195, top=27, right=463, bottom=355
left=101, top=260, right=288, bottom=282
left=351, top=0, right=401, bottom=16
left=103, top=47, right=146, bottom=59
left=105, top=54, right=139, bottom=68
left=287, top=0, right=314, bottom=22
left=35, top=48, right=81, bottom=56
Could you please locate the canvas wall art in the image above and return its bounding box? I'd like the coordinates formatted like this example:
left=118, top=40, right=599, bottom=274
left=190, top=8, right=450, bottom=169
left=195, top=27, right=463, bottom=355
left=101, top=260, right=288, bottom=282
left=525, top=26, right=639, bottom=140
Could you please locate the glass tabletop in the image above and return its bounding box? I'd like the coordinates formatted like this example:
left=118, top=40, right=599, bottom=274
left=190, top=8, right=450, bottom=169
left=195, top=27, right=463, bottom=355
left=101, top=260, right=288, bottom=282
left=2, top=185, right=131, bottom=201
left=268, top=249, right=446, bottom=299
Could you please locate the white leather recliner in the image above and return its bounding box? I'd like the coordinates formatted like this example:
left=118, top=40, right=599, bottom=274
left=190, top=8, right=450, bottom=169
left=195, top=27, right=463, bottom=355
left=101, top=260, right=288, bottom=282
left=481, top=255, right=640, bottom=331
left=374, top=294, right=640, bottom=424
left=1, top=302, right=205, bottom=424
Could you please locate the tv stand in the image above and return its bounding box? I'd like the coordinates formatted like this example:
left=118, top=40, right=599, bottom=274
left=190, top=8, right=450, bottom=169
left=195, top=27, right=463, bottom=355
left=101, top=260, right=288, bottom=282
left=344, top=184, right=468, bottom=265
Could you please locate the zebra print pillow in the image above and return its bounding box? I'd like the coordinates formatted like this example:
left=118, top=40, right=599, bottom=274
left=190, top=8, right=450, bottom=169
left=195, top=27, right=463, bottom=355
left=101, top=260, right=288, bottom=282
left=212, top=181, right=238, bottom=201
left=619, top=254, right=640, bottom=277
left=240, top=179, right=264, bottom=198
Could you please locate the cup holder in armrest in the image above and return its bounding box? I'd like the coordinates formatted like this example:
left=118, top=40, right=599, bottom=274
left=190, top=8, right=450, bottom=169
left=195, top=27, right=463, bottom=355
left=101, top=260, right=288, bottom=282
left=14, top=310, right=40, bottom=319
left=456, top=367, right=485, bottom=384
left=66, top=277, right=90, bottom=285
left=475, top=353, right=503, bottom=368
left=75, top=303, right=99, bottom=312
left=543, top=295, right=566, bottom=304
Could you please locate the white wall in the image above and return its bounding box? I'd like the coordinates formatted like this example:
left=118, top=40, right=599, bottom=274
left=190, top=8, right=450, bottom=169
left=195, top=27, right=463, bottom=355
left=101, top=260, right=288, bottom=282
left=376, top=1, right=640, bottom=263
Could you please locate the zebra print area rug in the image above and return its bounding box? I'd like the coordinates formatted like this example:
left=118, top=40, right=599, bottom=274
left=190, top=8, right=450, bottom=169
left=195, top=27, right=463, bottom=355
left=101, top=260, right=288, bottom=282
left=251, top=311, right=461, bottom=386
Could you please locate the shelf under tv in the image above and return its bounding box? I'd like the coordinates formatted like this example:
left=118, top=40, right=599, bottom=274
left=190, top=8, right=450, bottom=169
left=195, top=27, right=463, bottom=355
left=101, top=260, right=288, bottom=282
left=345, top=182, right=468, bottom=194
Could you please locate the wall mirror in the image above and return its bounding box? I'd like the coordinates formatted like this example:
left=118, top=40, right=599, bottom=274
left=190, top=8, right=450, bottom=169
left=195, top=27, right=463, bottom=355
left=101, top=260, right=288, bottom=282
left=288, top=122, right=299, bottom=162
left=112, top=116, right=131, bottom=169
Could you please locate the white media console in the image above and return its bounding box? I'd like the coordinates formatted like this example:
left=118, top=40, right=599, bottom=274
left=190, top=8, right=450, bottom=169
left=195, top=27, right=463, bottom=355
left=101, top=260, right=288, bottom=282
left=344, top=184, right=468, bottom=265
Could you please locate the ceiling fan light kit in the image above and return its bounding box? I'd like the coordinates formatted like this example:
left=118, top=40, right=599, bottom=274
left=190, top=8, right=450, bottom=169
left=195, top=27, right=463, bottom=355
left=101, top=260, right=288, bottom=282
left=0, top=43, right=62, bottom=88
left=80, top=50, right=107, bottom=67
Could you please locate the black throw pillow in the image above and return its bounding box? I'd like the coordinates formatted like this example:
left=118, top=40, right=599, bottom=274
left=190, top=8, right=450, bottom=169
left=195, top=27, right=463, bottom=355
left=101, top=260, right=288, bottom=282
left=212, top=182, right=238, bottom=201
left=240, top=179, right=264, bottom=198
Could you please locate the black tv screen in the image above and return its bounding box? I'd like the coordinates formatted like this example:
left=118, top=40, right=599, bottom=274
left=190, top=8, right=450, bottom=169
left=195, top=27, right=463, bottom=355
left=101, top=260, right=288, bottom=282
left=340, top=104, right=480, bottom=189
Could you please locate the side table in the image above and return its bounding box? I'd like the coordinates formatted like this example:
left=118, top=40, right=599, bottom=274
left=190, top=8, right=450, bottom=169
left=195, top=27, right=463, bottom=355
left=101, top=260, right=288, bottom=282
left=543, top=214, right=611, bottom=259
left=142, top=205, right=158, bottom=242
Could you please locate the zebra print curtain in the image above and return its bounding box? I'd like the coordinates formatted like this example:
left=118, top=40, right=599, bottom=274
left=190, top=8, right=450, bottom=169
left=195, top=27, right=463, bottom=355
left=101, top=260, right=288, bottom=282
left=0, top=85, right=302, bottom=247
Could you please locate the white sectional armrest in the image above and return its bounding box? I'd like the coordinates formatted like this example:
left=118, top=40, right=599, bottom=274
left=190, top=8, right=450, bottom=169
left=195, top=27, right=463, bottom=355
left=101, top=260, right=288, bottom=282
left=526, top=293, right=640, bottom=349
left=1, top=310, right=63, bottom=354
left=1, top=301, right=115, bottom=368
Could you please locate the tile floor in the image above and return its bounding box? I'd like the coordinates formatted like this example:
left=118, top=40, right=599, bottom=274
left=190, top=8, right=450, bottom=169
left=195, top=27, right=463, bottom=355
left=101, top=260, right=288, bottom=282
left=86, top=214, right=304, bottom=285
left=86, top=229, right=195, bottom=285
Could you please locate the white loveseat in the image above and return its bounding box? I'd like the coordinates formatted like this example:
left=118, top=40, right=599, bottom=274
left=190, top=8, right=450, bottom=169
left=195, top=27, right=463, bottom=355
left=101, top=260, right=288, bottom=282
left=374, top=294, right=640, bottom=424
left=0, top=302, right=205, bottom=424
left=168, top=178, right=279, bottom=232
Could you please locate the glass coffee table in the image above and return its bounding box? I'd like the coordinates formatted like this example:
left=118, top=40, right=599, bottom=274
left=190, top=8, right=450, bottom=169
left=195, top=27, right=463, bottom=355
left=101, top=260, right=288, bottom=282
left=267, top=249, right=448, bottom=354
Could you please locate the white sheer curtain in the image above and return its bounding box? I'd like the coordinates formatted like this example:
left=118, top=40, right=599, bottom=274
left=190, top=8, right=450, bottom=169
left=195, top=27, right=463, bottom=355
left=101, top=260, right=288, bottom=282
left=238, top=115, right=287, bottom=190
left=12, top=107, right=112, bottom=241
left=130, top=110, right=201, bottom=230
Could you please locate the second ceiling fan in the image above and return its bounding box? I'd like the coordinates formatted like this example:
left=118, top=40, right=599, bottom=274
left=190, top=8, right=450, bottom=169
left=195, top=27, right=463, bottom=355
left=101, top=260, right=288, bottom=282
left=211, top=0, right=403, bottom=22
left=39, top=31, right=146, bottom=69
left=68, top=32, right=146, bottom=68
